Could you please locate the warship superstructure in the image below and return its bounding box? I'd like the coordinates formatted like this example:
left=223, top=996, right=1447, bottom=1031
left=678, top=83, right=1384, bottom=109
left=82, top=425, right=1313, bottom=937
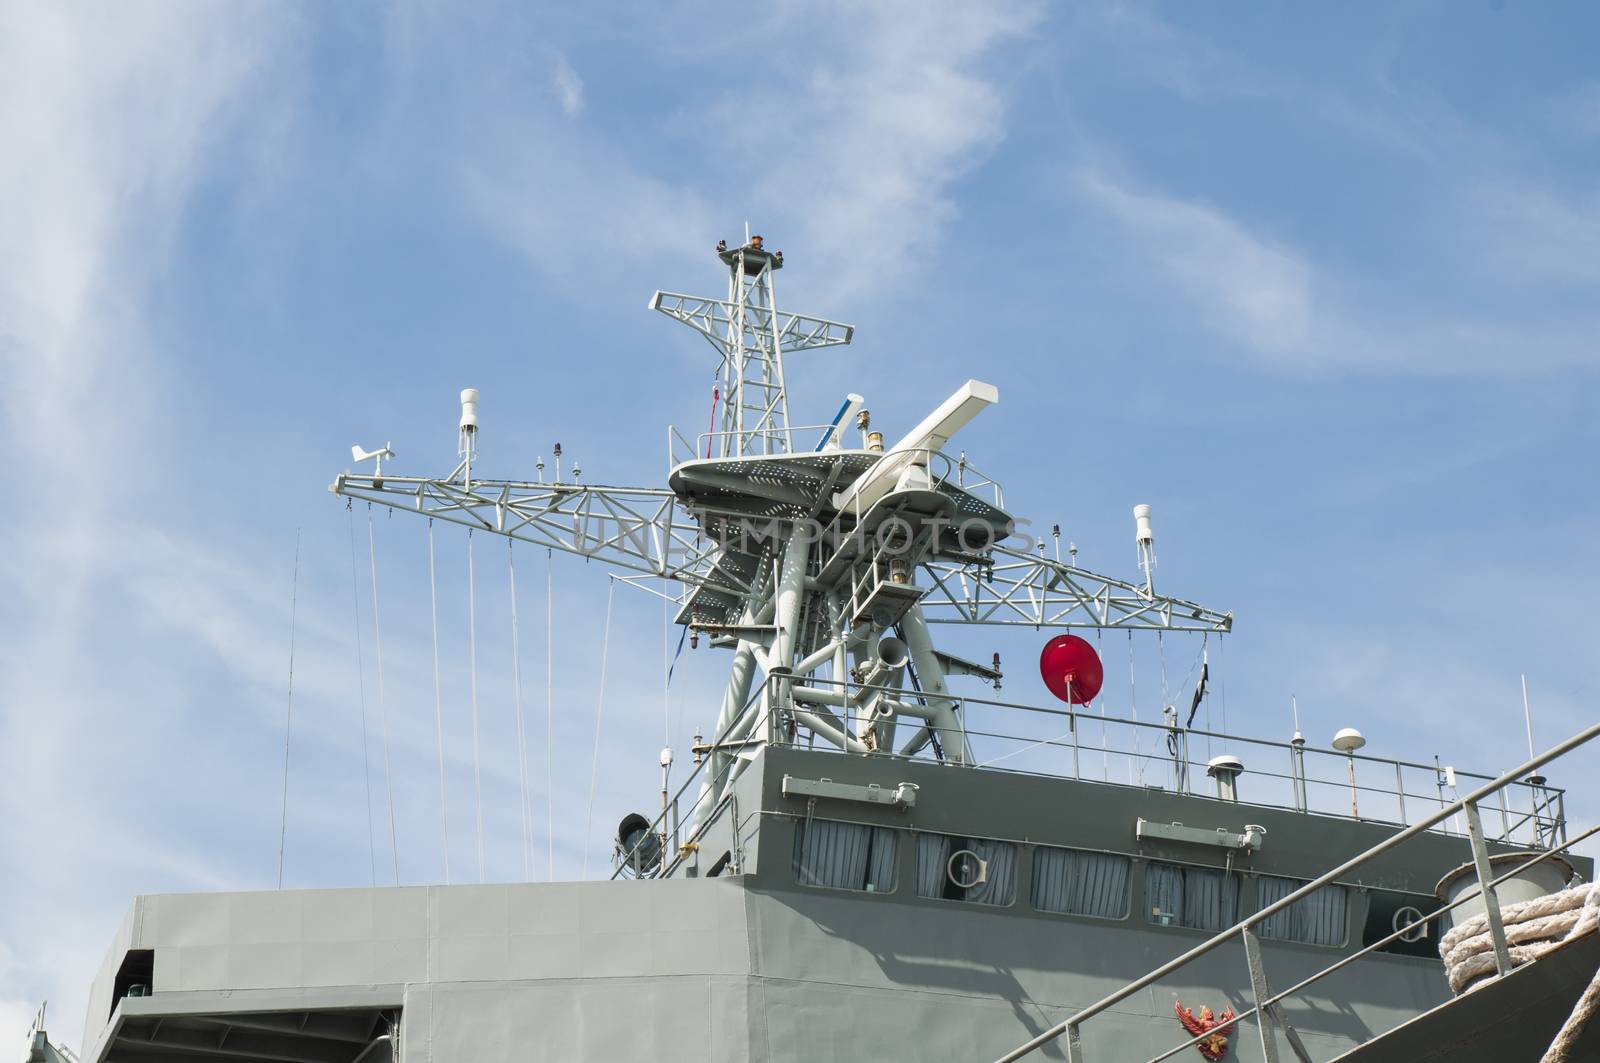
left=32, top=238, right=1600, bottom=1063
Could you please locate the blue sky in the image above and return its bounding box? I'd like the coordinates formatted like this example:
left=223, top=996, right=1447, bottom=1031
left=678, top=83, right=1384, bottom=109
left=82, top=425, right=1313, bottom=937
left=4, top=0, right=1599, bottom=1048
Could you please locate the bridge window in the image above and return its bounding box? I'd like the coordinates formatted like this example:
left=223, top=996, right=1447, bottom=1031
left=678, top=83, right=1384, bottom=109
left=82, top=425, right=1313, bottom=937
left=915, top=833, right=1017, bottom=906
left=792, top=818, right=898, bottom=893
left=1031, top=846, right=1130, bottom=920
left=1256, top=875, right=1348, bottom=947
left=1146, top=862, right=1240, bottom=931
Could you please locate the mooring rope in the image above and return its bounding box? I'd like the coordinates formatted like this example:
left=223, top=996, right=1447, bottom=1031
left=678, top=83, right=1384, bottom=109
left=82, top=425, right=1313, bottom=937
left=367, top=505, right=400, bottom=886
left=1438, top=882, right=1600, bottom=1060
left=1441, top=882, right=1600, bottom=993
left=426, top=520, right=450, bottom=884
left=347, top=506, right=377, bottom=886
left=276, top=528, right=301, bottom=889
left=583, top=578, right=616, bottom=879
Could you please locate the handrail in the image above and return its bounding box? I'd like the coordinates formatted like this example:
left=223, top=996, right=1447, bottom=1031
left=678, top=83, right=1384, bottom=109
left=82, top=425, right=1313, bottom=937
left=768, top=674, right=1559, bottom=843
left=610, top=678, right=775, bottom=879
left=992, top=718, right=1600, bottom=1062
left=1138, top=820, right=1600, bottom=1063
left=665, top=428, right=1008, bottom=509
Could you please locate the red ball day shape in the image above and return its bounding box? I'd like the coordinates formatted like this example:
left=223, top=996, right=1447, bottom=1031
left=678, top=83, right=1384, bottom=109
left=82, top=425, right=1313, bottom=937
left=1039, top=634, right=1103, bottom=705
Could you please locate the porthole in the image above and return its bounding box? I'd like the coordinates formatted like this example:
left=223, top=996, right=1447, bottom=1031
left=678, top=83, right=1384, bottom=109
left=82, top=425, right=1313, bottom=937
left=948, top=849, right=988, bottom=890
left=1393, top=905, right=1428, bottom=943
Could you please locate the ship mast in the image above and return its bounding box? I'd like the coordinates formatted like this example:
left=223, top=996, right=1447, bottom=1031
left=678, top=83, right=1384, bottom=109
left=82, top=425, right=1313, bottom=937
left=330, top=234, right=1231, bottom=831
left=648, top=233, right=852, bottom=457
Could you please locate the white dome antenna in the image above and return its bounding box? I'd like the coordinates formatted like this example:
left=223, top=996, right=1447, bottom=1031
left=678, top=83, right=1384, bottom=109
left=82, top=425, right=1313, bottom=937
left=1333, top=727, right=1367, bottom=818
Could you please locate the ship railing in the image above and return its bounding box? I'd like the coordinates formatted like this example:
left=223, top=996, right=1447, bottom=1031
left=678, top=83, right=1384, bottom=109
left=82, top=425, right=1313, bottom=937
left=668, top=423, right=847, bottom=466
left=611, top=678, right=782, bottom=880
left=613, top=672, right=1568, bottom=881
left=990, top=717, right=1600, bottom=1063
left=763, top=675, right=1564, bottom=847
left=666, top=425, right=1007, bottom=509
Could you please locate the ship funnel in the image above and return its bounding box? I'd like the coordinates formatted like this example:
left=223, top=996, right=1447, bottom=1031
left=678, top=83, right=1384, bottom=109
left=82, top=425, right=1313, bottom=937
left=876, top=635, right=909, bottom=669
left=616, top=813, right=662, bottom=876
left=1206, top=754, right=1244, bottom=802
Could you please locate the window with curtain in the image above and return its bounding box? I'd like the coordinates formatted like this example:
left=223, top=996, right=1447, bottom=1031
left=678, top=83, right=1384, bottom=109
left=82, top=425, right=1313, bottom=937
left=914, top=833, right=1017, bottom=906
left=792, top=818, right=898, bottom=893
left=1031, top=846, right=1130, bottom=920
left=1256, top=875, right=1348, bottom=947
left=1145, top=862, right=1240, bottom=931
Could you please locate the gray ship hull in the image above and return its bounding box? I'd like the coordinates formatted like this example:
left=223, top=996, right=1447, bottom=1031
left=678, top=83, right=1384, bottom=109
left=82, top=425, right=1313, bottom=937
left=75, top=744, right=1544, bottom=1062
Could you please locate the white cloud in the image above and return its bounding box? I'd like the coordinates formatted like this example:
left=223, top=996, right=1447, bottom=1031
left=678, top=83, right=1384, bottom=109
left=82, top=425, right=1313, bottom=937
left=448, top=2, right=1038, bottom=306
left=721, top=1, right=1039, bottom=305
left=0, top=1, right=292, bottom=1048
left=459, top=116, right=716, bottom=280
left=1073, top=169, right=1314, bottom=356
left=1463, top=182, right=1600, bottom=291
left=553, top=54, right=584, bottom=117
left=1053, top=8, right=1600, bottom=379
left=1073, top=164, right=1600, bottom=375
left=1546, top=81, right=1600, bottom=142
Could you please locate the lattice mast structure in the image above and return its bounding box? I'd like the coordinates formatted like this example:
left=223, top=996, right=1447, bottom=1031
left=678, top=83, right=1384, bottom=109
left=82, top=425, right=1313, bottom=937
left=649, top=234, right=852, bottom=457
left=331, top=235, right=1231, bottom=841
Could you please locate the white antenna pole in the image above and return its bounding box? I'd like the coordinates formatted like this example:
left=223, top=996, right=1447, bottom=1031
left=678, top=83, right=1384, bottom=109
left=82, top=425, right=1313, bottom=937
left=1521, top=673, right=1535, bottom=762
left=1291, top=695, right=1301, bottom=734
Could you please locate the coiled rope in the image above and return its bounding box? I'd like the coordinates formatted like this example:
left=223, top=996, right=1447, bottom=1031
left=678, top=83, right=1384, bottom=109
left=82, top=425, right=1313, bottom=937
left=1439, top=882, right=1600, bottom=1061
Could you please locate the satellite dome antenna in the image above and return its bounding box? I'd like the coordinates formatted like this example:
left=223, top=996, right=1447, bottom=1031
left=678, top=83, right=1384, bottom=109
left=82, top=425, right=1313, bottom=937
left=1333, top=727, right=1366, bottom=817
